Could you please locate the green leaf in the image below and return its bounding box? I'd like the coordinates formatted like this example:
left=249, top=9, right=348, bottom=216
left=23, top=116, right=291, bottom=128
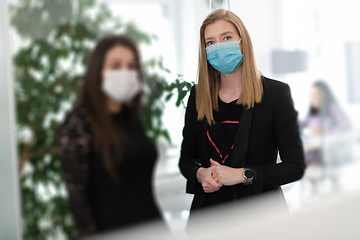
left=165, top=93, right=173, bottom=101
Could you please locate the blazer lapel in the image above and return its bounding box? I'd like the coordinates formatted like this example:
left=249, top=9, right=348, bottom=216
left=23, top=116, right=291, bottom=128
left=196, top=119, right=210, bottom=167
left=231, top=106, right=254, bottom=168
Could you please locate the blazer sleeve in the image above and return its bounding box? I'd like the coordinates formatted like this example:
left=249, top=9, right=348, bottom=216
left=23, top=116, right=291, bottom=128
left=179, top=86, right=203, bottom=194
left=59, top=109, right=97, bottom=236
left=250, top=83, right=306, bottom=194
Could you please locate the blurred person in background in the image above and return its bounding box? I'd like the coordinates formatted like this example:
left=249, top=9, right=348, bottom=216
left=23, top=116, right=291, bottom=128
left=301, top=80, right=352, bottom=193
left=59, top=35, right=162, bottom=237
left=179, top=9, right=305, bottom=223
left=302, top=80, right=351, bottom=166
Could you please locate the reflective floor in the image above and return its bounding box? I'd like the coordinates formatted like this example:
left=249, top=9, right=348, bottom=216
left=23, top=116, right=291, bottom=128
left=154, top=145, right=191, bottom=238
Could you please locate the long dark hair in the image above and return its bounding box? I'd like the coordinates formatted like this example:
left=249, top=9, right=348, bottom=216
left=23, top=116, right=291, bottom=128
left=77, top=35, right=143, bottom=181
left=308, top=80, right=351, bottom=133
left=311, top=80, right=336, bottom=116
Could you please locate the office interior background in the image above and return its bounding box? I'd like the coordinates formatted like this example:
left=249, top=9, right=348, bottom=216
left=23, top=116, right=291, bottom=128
left=1, top=0, right=360, bottom=239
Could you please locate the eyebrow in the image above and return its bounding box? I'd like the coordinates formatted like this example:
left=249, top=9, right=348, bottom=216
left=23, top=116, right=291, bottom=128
left=204, top=31, right=234, bottom=42
left=108, top=58, right=135, bottom=63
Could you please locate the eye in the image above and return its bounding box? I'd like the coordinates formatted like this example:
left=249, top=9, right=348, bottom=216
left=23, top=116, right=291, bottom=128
left=224, top=36, right=232, bottom=41
left=206, top=40, right=214, bottom=46
left=110, top=61, right=121, bottom=69
left=128, top=62, right=137, bottom=70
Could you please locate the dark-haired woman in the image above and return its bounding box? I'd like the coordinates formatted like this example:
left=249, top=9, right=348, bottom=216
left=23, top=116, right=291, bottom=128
left=302, top=80, right=351, bottom=165
left=59, top=35, right=162, bottom=237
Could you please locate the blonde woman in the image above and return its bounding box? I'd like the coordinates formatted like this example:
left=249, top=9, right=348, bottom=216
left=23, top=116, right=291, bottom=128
left=179, top=9, right=305, bottom=214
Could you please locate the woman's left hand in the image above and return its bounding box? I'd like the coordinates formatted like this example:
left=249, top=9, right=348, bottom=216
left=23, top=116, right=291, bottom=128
left=210, top=159, right=244, bottom=186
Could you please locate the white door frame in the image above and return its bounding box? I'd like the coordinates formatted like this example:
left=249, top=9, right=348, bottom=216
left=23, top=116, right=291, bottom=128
left=0, top=0, right=22, bottom=239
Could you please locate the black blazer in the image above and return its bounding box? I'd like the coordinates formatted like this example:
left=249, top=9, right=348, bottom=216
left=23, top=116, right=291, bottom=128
left=179, top=77, right=306, bottom=211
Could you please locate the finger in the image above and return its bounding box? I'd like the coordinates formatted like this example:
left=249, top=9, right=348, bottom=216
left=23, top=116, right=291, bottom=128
left=204, top=185, right=219, bottom=193
left=214, top=177, right=223, bottom=186
left=205, top=188, right=215, bottom=193
left=210, top=159, right=221, bottom=166
left=212, top=175, right=223, bottom=185
left=205, top=188, right=218, bottom=193
left=211, top=168, right=221, bottom=179
left=207, top=177, right=221, bottom=189
left=202, top=181, right=213, bottom=189
left=203, top=185, right=216, bottom=193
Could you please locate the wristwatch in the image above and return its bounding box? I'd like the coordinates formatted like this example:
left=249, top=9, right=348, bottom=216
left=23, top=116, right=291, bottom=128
left=243, top=168, right=254, bottom=185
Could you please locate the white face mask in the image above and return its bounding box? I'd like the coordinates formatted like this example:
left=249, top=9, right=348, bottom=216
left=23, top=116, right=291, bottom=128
left=101, top=70, right=142, bottom=103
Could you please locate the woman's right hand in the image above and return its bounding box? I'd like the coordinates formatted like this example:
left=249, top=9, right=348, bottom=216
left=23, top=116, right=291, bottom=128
left=196, top=167, right=222, bottom=193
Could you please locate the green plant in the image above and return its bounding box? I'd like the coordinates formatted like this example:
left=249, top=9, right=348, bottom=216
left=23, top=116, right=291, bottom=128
left=142, top=69, right=193, bottom=143
left=10, top=0, right=192, bottom=239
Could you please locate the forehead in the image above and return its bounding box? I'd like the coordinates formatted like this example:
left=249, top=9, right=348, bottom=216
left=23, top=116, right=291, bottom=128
left=104, top=45, right=135, bottom=61
left=312, top=85, right=320, bottom=93
left=204, top=20, right=238, bottom=38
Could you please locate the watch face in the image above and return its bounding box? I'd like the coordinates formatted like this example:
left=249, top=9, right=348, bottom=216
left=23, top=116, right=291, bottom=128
left=245, top=169, right=254, bottom=178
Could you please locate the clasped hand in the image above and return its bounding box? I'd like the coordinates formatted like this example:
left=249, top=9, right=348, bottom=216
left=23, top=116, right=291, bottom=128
left=196, top=159, right=244, bottom=193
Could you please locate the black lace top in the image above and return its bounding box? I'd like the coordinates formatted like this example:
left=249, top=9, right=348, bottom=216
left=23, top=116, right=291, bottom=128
left=59, top=106, right=161, bottom=236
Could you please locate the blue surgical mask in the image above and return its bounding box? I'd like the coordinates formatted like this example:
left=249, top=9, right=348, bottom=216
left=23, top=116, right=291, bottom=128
left=206, top=40, right=243, bottom=74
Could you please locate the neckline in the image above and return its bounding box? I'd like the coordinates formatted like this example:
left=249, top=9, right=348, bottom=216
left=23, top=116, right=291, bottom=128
left=218, top=96, right=238, bottom=104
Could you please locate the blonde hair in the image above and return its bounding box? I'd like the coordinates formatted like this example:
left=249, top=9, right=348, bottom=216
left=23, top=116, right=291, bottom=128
left=196, top=9, right=263, bottom=124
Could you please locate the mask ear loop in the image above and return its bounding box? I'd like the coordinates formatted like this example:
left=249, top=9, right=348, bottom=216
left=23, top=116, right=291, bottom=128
left=237, top=39, right=243, bottom=56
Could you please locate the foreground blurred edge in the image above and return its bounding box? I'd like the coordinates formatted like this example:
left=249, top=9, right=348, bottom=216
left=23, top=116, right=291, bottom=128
left=88, top=190, right=360, bottom=240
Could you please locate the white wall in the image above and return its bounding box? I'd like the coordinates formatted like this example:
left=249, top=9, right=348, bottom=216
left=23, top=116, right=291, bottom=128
left=230, top=0, right=360, bottom=126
